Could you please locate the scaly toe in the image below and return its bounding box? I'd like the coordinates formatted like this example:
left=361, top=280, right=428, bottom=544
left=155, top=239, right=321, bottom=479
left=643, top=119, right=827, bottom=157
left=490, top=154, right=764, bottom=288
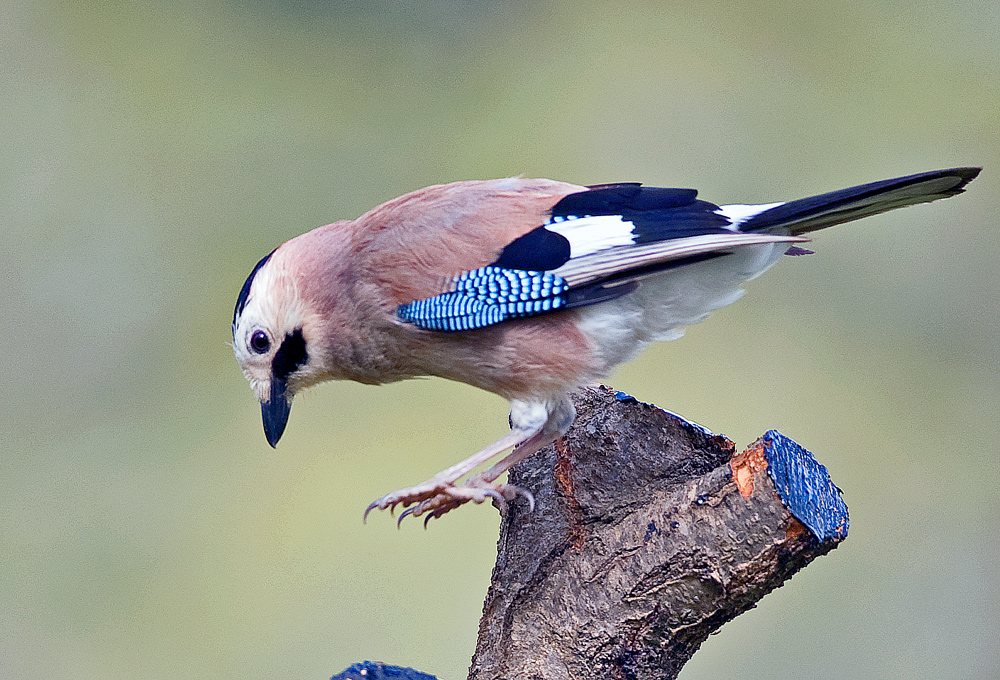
left=362, top=481, right=451, bottom=522
left=365, top=479, right=538, bottom=524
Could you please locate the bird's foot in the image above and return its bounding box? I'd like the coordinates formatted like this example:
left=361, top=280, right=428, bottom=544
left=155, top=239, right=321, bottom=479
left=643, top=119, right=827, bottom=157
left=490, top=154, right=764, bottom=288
left=364, top=477, right=535, bottom=526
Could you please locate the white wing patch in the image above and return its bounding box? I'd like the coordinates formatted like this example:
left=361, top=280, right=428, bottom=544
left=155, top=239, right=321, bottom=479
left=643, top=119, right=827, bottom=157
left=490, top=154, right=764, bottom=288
left=547, top=214, right=637, bottom=258
left=716, top=202, right=785, bottom=230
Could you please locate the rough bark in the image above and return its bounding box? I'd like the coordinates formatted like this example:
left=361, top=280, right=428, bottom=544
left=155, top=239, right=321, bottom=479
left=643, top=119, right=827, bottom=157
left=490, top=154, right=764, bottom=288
left=468, top=385, right=847, bottom=680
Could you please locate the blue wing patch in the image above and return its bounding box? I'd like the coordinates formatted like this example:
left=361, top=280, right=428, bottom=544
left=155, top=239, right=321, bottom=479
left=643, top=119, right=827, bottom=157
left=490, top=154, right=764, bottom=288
left=397, top=266, right=570, bottom=331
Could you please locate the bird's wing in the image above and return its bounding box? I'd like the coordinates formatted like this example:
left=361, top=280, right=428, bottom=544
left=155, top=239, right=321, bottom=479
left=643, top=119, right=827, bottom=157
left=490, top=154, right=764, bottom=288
left=395, top=168, right=980, bottom=332
left=396, top=182, right=803, bottom=331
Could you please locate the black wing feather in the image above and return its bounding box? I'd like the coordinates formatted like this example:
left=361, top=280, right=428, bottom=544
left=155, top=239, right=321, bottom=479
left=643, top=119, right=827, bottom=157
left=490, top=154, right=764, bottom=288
left=492, top=226, right=571, bottom=270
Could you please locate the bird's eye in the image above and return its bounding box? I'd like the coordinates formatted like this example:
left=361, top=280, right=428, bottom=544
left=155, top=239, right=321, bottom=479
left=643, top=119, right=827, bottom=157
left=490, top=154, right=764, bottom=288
left=250, top=330, right=271, bottom=354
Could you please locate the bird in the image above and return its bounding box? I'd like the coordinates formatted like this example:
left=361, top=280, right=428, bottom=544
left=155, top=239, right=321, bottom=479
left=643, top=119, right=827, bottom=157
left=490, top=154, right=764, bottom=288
left=232, top=167, right=980, bottom=524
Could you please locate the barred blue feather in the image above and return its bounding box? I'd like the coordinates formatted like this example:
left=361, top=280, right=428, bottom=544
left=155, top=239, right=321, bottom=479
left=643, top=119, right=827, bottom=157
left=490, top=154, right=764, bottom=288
left=397, top=266, right=569, bottom=331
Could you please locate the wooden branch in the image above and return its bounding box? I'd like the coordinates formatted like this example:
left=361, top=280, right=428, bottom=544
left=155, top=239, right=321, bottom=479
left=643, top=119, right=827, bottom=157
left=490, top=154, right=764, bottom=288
left=468, top=385, right=848, bottom=680
left=332, top=386, right=848, bottom=680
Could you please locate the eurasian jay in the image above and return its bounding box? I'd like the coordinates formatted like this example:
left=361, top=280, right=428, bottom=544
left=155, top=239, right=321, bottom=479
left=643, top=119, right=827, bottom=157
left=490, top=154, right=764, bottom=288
left=232, top=167, right=980, bottom=523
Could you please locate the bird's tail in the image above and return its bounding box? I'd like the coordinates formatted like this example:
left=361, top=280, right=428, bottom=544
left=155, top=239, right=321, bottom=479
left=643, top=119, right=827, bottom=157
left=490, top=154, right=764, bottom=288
left=739, top=167, right=981, bottom=235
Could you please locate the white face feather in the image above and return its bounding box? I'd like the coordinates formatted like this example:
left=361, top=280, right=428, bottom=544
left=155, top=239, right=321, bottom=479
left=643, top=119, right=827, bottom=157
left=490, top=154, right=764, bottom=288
left=546, top=214, right=637, bottom=258
left=233, top=257, right=309, bottom=402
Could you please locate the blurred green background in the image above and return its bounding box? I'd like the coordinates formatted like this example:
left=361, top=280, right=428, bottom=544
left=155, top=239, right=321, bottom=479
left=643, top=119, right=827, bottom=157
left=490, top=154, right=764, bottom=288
left=3, top=0, right=998, bottom=678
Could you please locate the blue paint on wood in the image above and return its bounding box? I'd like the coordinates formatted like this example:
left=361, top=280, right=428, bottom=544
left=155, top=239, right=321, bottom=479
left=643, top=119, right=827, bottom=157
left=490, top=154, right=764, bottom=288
left=332, top=661, right=438, bottom=680
left=762, top=430, right=849, bottom=542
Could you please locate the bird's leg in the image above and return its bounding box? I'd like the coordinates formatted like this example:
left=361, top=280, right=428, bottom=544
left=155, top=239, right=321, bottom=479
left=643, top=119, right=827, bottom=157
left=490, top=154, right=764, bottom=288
left=364, top=397, right=574, bottom=524
left=468, top=395, right=577, bottom=489
left=363, top=420, right=544, bottom=522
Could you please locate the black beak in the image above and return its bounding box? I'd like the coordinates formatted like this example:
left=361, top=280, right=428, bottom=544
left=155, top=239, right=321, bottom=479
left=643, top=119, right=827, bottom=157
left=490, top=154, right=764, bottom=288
left=261, top=328, right=308, bottom=448
left=261, top=378, right=292, bottom=448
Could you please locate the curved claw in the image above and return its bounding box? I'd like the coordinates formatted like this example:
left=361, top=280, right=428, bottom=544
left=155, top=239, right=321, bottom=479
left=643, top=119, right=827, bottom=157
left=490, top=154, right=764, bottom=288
left=424, top=503, right=456, bottom=526
left=363, top=501, right=380, bottom=523
left=507, top=485, right=535, bottom=513
left=397, top=506, right=418, bottom=527
left=481, top=488, right=508, bottom=515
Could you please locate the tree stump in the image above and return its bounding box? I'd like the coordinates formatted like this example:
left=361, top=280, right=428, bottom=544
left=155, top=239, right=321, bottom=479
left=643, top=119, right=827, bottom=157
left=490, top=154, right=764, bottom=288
left=333, top=385, right=848, bottom=680
left=469, top=386, right=847, bottom=680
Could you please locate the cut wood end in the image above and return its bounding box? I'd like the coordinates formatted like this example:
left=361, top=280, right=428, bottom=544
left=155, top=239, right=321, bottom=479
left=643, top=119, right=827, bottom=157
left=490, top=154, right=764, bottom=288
left=730, top=438, right=769, bottom=498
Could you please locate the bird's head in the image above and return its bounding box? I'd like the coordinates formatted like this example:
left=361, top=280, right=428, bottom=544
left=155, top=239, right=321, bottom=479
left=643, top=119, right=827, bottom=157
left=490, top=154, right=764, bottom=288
left=232, top=245, right=324, bottom=447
